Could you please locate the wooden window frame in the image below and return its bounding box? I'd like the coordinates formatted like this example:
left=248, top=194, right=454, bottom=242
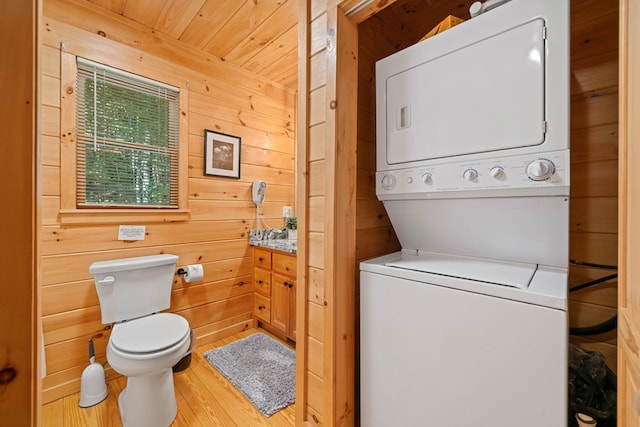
left=59, top=51, right=190, bottom=224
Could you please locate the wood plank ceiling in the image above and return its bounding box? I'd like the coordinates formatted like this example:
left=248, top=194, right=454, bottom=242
left=83, top=0, right=465, bottom=89
left=86, top=0, right=299, bottom=88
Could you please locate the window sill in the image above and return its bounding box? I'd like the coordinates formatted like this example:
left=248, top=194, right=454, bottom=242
left=59, top=209, right=191, bottom=225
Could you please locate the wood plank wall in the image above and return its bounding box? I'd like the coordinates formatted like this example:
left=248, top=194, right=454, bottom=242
left=40, top=0, right=295, bottom=404
left=568, top=0, right=619, bottom=371
left=354, top=0, right=620, bottom=372
left=355, top=18, right=402, bottom=266
left=299, top=1, right=329, bottom=424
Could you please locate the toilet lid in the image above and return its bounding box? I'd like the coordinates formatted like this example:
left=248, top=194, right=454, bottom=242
left=111, top=313, right=190, bottom=354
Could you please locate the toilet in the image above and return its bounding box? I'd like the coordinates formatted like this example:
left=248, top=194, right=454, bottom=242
left=89, top=254, right=191, bottom=427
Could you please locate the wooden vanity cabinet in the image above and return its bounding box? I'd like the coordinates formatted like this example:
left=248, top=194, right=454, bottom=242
left=252, top=247, right=296, bottom=341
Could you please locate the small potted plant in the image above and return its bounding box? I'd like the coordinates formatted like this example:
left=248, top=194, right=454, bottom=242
left=285, top=216, right=297, bottom=240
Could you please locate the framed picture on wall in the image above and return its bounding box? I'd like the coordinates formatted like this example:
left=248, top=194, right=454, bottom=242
left=204, top=129, right=241, bottom=179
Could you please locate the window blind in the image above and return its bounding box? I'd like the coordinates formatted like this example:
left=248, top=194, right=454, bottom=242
left=75, top=58, right=180, bottom=208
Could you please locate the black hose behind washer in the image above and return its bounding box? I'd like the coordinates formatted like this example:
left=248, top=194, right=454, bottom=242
left=570, top=315, right=617, bottom=336
left=569, top=273, right=618, bottom=293
left=568, top=259, right=618, bottom=336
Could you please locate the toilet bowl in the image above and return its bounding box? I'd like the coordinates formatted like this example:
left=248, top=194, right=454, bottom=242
left=89, top=254, right=191, bottom=427
left=108, top=313, right=190, bottom=373
left=108, top=313, right=190, bottom=427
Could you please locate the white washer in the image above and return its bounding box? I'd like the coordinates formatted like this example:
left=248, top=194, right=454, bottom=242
left=360, top=251, right=568, bottom=426
left=361, top=0, right=570, bottom=425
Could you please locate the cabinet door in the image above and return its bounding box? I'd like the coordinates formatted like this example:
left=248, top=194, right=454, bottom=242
left=272, top=273, right=293, bottom=335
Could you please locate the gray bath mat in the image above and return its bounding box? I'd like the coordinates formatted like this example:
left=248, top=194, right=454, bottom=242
left=204, top=333, right=295, bottom=417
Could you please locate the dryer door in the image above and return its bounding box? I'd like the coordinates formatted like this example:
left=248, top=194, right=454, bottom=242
left=383, top=18, right=545, bottom=164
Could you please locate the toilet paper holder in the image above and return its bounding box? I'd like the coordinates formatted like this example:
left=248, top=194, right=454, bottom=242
left=176, top=264, right=204, bottom=283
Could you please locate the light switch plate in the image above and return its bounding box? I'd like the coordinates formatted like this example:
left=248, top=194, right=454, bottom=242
left=283, top=206, right=292, bottom=218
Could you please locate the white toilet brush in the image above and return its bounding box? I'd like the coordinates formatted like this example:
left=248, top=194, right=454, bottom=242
left=79, top=337, right=108, bottom=407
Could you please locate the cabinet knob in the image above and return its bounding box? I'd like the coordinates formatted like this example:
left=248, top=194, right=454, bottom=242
left=283, top=281, right=289, bottom=287
left=258, top=280, right=263, bottom=284
left=288, top=283, right=293, bottom=288
left=258, top=305, right=265, bottom=310
left=258, top=257, right=264, bottom=262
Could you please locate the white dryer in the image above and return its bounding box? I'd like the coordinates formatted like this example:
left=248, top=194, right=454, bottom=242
left=360, top=0, right=570, bottom=426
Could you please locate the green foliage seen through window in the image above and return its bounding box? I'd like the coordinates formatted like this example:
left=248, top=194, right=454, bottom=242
left=76, top=58, right=179, bottom=208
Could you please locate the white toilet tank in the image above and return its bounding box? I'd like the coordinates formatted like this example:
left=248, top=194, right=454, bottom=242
left=89, top=254, right=179, bottom=324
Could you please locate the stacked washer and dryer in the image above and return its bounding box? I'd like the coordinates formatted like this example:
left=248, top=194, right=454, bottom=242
left=360, top=0, right=570, bottom=425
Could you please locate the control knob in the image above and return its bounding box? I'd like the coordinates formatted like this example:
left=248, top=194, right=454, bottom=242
left=526, top=159, right=555, bottom=181
left=381, top=174, right=396, bottom=190
left=490, top=166, right=505, bottom=179
left=463, top=168, right=478, bottom=181
left=422, top=173, right=433, bottom=185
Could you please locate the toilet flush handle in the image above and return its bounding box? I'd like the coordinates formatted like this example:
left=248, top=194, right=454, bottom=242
left=97, top=275, right=115, bottom=285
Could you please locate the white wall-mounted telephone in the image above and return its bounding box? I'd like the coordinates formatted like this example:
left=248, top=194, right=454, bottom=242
left=252, top=181, right=266, bottom=206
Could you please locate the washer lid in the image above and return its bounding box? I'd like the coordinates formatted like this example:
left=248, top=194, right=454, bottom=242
left=385, top=251, right=537, bottom=289
left=111, top=313, right=189, bottom=354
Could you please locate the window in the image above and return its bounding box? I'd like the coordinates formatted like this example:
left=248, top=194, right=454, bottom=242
left=75, top=58, right=179, bottom=208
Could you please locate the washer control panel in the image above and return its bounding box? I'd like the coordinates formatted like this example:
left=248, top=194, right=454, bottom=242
left=377, top=150, right=569, bottom=198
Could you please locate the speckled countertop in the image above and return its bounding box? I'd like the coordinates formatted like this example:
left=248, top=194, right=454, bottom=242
left=249, top=229, right=297, bottom=254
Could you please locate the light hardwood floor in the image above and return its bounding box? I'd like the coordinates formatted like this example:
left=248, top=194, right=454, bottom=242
left=42, top=328, right=296, bottom=426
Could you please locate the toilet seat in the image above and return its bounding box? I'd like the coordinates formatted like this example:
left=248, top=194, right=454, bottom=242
left=111, top=313, right=190, bottom=355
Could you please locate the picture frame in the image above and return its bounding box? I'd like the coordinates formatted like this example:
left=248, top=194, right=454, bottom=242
left=204, top=129, right=241, bottom=179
